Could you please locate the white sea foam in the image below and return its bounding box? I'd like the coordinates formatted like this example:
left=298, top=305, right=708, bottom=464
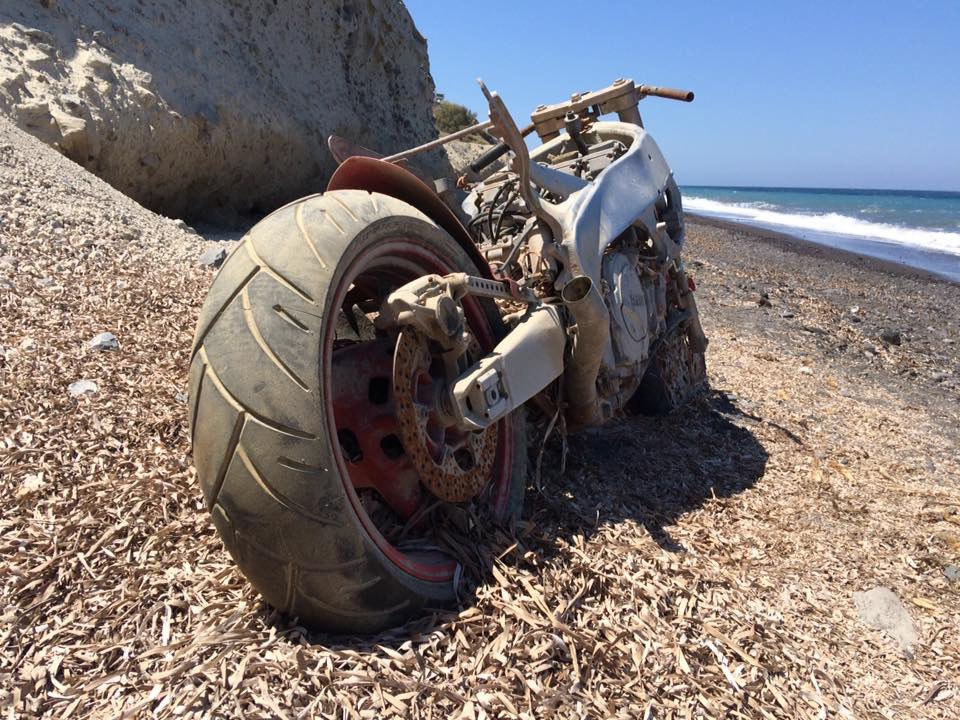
left=684, top=196, right=960, bottom=256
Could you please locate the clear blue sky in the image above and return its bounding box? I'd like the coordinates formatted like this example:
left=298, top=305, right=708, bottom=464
left=406, top=1, right=960, bottom=191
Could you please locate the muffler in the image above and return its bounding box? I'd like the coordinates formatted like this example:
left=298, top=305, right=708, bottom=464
left=561, top=275, right=609, bottom=427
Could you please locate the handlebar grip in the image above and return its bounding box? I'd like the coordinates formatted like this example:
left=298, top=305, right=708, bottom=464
left=638, top=85, right=695, bottom=102
left=469, top=142, right=511, bottom=175
left=467, top=123, right=536, bottom=175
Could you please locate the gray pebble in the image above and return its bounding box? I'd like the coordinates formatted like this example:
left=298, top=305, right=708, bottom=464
left=198, top=247, right=227, bottom=268
left=68, top=379, right=98, bottom=397
left=89, top=331, right=119, bottom=350
left=880, top=328, right=902, bottom=346
left=853, top=586, right=918, bottom=651
left=174, top=218, right=198, bottom=235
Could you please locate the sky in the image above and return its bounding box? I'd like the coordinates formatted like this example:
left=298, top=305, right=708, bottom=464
left=405, top=1, right=960, bottom=191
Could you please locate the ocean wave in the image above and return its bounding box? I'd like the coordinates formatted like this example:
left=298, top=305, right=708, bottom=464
left=684, top=196, right=960, bottom=256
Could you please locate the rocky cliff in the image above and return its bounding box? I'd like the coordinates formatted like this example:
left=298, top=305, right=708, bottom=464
left=0, top=0, right=449, bottom=223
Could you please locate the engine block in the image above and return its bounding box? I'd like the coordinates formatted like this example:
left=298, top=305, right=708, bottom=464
left=602, top=251, right=666, bottom=370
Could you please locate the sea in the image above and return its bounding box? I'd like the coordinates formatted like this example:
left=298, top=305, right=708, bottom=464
left=681, top=186, right=960, bottom=282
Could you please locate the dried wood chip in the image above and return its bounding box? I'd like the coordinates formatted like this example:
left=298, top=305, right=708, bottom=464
left=2, top=127, right=959, bottom=719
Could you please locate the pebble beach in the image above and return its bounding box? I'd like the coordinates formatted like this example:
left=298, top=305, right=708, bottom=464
left=2, top=117, right=959, bottom=717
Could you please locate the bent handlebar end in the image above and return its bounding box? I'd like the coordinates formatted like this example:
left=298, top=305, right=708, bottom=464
left=638, top=85, right=695, bottom=103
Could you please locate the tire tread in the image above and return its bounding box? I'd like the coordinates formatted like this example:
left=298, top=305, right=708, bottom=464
left=190, top=191, right=525, bottom=632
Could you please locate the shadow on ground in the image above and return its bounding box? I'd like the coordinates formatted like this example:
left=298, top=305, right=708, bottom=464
left=263, top=388, right=768, bottom=646
left=525, top=388, right=768, bottom=553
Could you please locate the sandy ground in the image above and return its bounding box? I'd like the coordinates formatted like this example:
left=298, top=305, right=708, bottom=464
left=1, top=119, right=959, bottom=718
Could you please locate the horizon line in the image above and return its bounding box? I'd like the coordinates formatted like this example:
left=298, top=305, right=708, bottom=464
left=680, top=184, right=960, bottom=195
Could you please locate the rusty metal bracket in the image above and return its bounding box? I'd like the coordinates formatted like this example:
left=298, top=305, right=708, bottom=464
left=479, top=80, right=565, bottom=246
left=378, top=272, right=538, bottom=346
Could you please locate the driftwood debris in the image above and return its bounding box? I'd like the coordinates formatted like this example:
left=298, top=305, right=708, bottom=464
left=2, top=121, right=959, bottom=717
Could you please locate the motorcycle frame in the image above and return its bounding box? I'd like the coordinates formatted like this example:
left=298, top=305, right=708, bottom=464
left=327, top=81, right=701, bottom=430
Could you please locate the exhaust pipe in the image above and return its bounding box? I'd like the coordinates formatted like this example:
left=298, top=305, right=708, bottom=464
left=561, top=275, right=609, bottom=427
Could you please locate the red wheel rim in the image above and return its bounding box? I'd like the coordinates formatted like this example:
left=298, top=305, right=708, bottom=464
left=323, top=237, right=513, bottom=583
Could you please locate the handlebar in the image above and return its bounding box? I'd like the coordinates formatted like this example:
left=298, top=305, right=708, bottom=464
left=469, top=78, right=695, bottom=174
left=377, top=78, right=695, bottom=174
left=637, top=85, right=695, bottom=102
left=468, top=123, right=535, bottom=175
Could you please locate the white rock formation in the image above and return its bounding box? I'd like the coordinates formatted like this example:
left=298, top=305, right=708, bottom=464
left=0, top=1, right=449, bottom=222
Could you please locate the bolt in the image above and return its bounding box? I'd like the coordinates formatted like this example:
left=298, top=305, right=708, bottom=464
left=535, top=104, right=547, bottom=111
left=613, top=77, right=626, bottom=85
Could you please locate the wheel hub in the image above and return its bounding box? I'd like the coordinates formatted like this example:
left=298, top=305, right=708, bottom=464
left=393, top=328, right=497, bottom=502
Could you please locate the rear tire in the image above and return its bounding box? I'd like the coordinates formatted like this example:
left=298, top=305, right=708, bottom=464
left=188, top=191, right=526, bottom=633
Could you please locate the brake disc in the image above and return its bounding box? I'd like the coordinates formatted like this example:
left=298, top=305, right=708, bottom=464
left=392, top=328, right=497, bottom=502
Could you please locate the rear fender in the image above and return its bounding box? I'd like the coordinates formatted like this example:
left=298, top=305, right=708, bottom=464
left=327, top=157, right=492, bottom=279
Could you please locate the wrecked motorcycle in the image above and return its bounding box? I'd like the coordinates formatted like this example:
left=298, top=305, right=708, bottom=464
left=189, top=78, right=706, bottom=632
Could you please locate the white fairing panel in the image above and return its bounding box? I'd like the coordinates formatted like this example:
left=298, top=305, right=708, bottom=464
left=530, top=121, right=681, bottom=287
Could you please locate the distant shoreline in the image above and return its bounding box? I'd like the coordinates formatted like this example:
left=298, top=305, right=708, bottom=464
left=686, top=213, right=959, bottom=286
left=683, top=184, right=960, bottom=197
